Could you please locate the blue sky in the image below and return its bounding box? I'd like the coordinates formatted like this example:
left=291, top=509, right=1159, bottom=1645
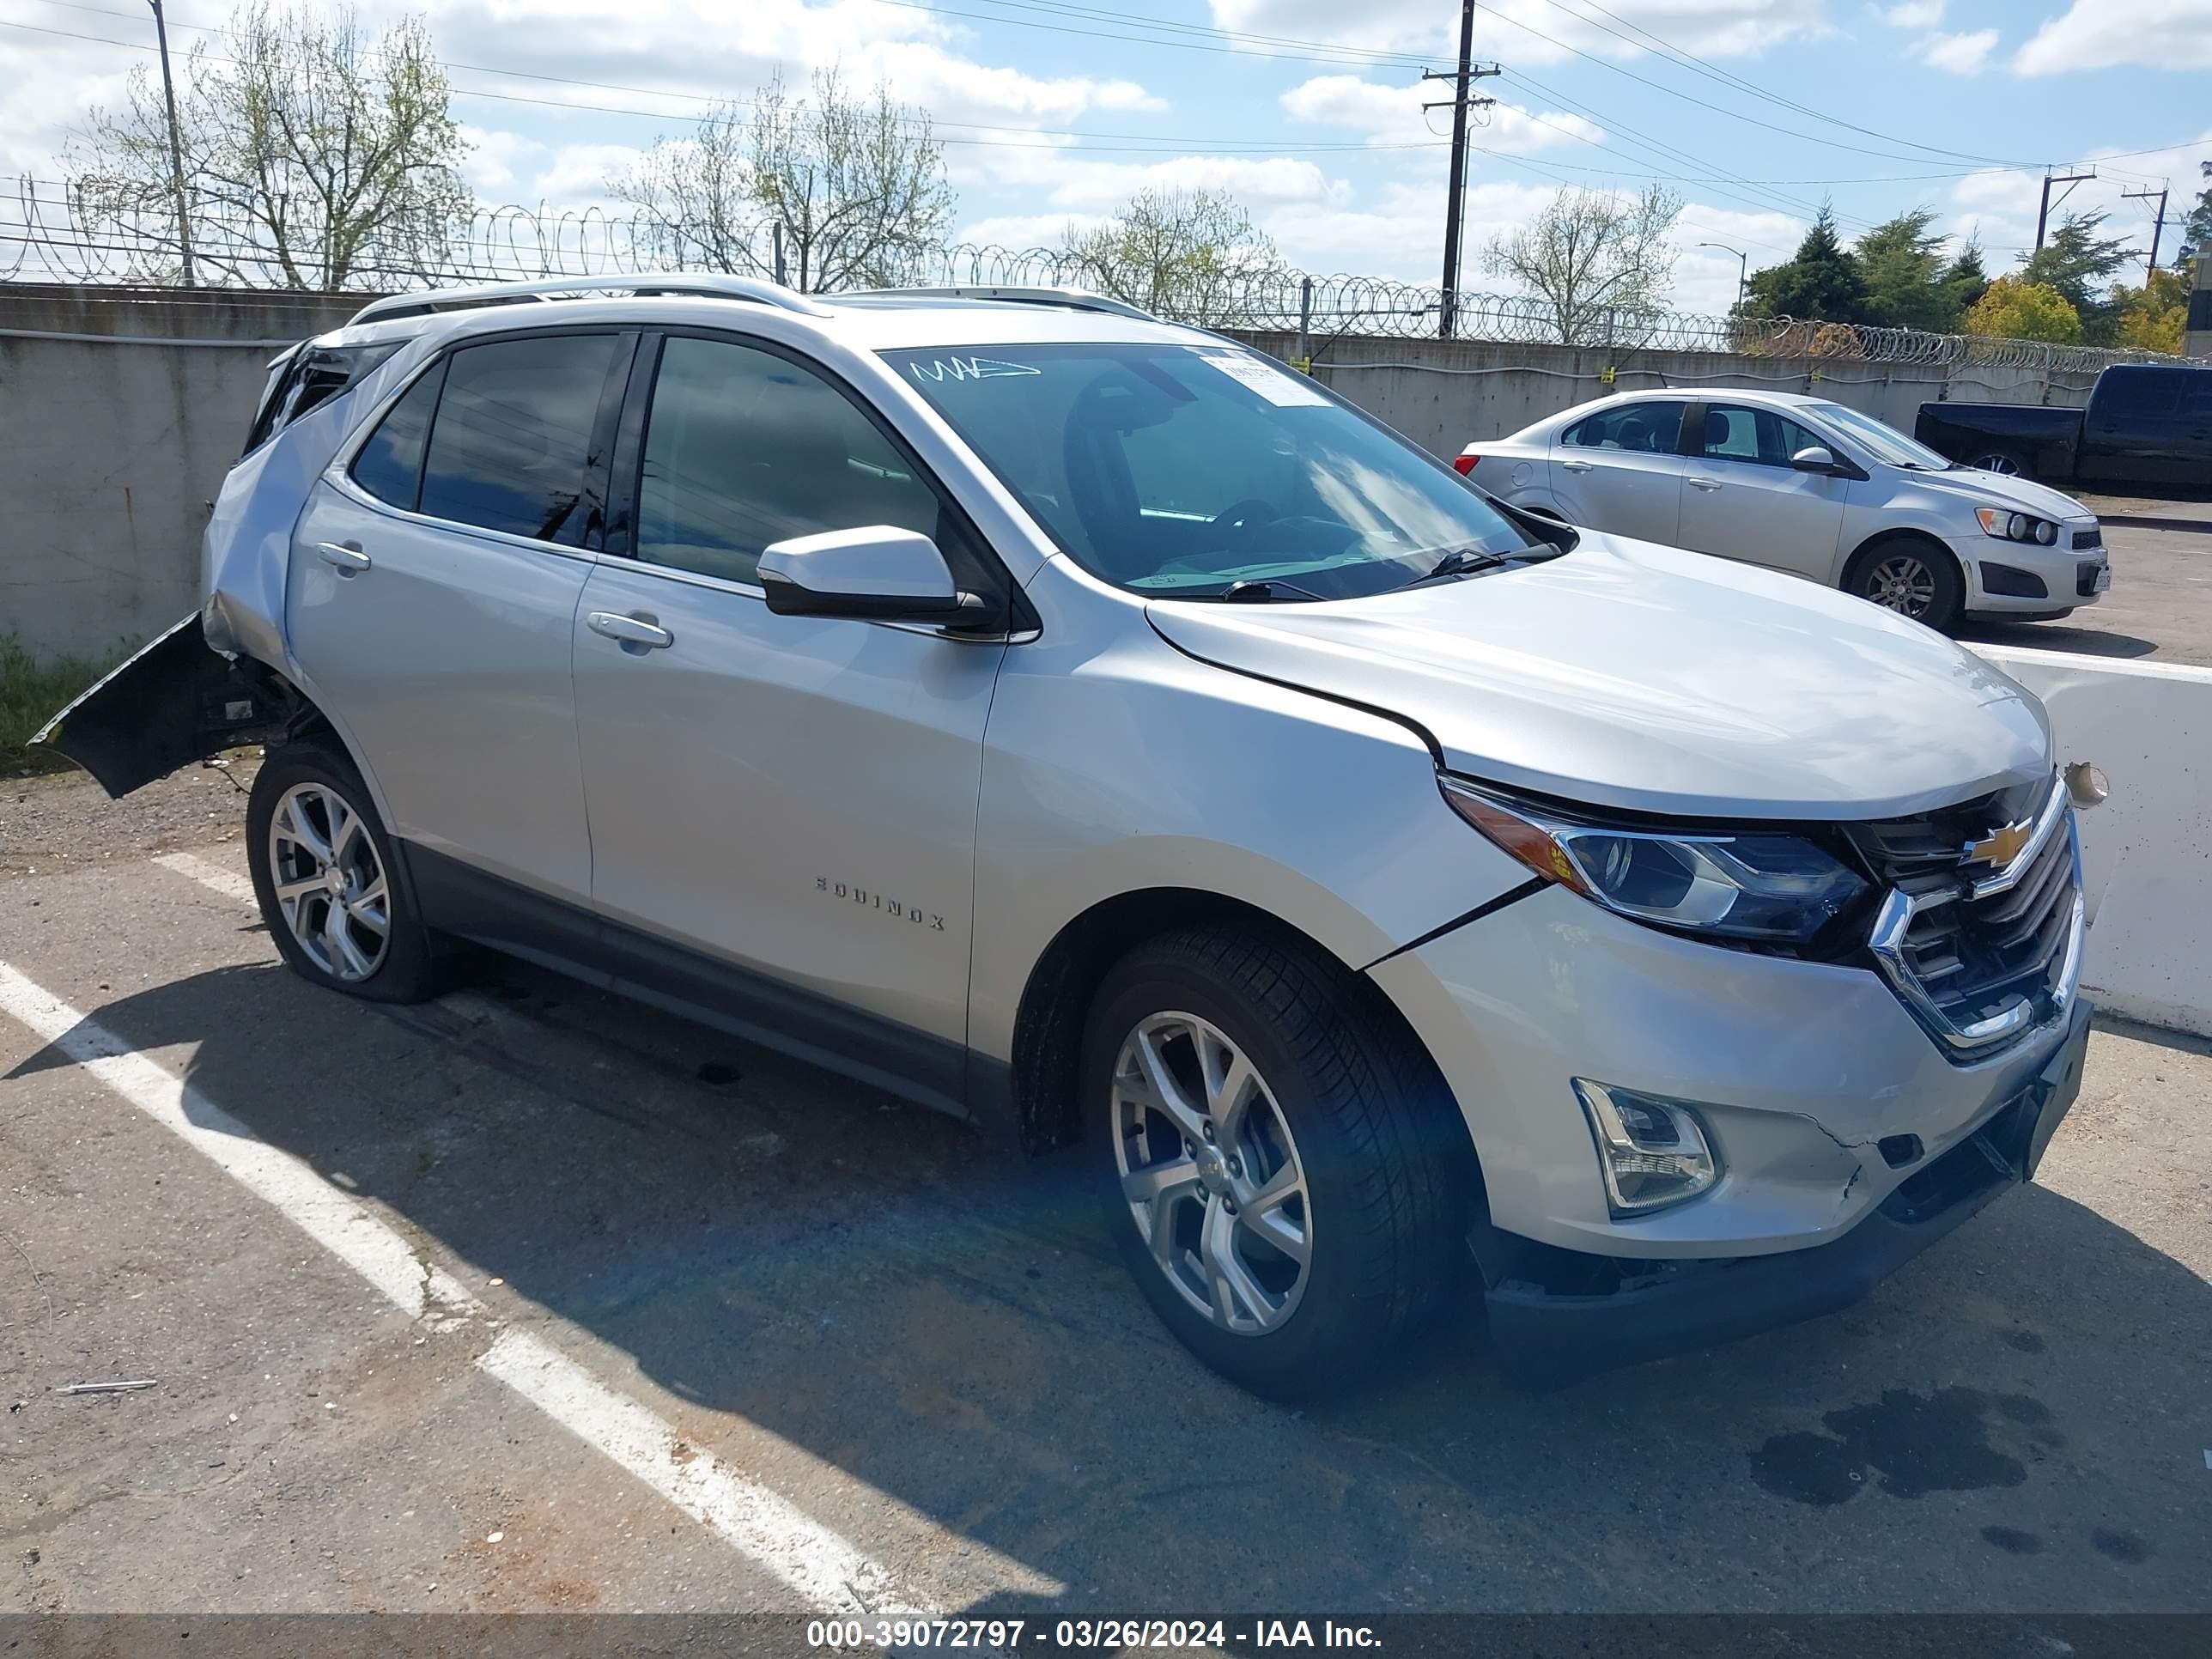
left=2, top=0, right=2207, bottom=313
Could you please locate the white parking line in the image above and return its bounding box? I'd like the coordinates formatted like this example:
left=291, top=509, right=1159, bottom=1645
left=155, top=849, right=257, bottom=904
left=0, top=957, right=916, bottom=1616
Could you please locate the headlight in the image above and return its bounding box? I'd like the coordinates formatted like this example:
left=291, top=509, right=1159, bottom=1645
left=1442, top=778, right=1867, bottom=945
left=1976, top=506, right=2058, bottom=545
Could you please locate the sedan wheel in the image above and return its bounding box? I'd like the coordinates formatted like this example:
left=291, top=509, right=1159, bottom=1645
left=1111, top=1011, right=1311, bottom=1335
left=1864, top=551, right=1940, bottom=620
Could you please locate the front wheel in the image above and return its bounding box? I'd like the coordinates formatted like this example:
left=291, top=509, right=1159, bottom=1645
left=1084, top=928, right=1469, bottom=1399
left=1844, top=537, right=1965, bottom=633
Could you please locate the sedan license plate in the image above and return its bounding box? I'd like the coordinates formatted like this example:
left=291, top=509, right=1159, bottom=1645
left=2093, top=565, right=2112, bottom=593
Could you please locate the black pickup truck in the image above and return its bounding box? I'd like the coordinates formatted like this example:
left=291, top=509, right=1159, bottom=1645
left=1916, top=362, right=2212, bottom=488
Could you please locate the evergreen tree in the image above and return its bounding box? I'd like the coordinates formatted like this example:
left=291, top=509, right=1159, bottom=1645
left=1854, top=208, right=1960, bottom=331
left=1941, top=240, right=1989, bottom=319
left=1741, top=205, right=1869, bottom=323
left=2018, top=211, right=2136, bottom=344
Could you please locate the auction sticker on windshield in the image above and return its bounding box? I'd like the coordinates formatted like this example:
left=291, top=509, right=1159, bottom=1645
left=1195, top=348, right=1332, bottom=407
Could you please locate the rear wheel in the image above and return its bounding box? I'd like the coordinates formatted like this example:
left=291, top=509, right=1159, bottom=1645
left=1845, top=536, right=1965, bottom=633
left=1967, top=447, right=2030, bottom=477
left=1084, top=927, right=1468, bottom=1399
left=247, top=739, right=441, bottom=1003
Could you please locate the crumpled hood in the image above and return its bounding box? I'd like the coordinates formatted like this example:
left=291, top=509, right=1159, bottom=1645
left=1903, top=466, right=2090, bottom=523
left=1146, top=533, right=2051, bottom=819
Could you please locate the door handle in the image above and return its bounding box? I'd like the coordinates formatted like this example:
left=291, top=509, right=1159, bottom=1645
left=1560, top=459, right=1595, bottom=472
left=586, top=611, right=674, bottom=651
left=1686, top=477, right=1723, bottom=491
left=314, top=540, right=371, bottom=574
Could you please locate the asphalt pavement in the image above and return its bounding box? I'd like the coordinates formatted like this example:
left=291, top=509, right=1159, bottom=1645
left=3, top=821, right=2209, bottom=1629
left=1957, top=495, right=2212, bottom=668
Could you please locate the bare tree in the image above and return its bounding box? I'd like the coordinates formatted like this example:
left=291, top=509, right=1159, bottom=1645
left=1061, top=188, right=1282, bottom=325
left=68, top=3, right=472, bottom=289
left=1481, top=185, right=1683, bottom=345
left=608, top=69, right=952, bottom=291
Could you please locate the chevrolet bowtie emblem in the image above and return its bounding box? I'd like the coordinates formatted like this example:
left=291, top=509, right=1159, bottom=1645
left=1966, top=819, right=2033, bottom=867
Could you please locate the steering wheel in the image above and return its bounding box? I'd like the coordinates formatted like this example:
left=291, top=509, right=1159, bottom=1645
left=1211, top=497, right=1284, bottom=542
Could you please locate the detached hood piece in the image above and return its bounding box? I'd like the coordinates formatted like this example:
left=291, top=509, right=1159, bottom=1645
left=1147, top=533, right=2051, bottom=821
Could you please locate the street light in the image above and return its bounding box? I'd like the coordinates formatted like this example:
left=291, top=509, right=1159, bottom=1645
left=148, top=0, right=196, bottom=287
left=1698, top=241, right=1747, bottom=306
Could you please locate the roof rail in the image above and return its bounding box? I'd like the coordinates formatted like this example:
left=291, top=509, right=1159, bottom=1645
left=349, top=273, right=834, bottom=325
left=856, top=285, right=1163, bottom=323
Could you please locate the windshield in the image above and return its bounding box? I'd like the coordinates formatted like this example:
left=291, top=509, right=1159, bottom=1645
left=882, top=343, right=1544, bottom=599
left=1810, top=401, right=1954, bottom=471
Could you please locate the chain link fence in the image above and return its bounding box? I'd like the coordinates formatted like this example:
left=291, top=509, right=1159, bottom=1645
left=2, top=175, right=2175, bottom=375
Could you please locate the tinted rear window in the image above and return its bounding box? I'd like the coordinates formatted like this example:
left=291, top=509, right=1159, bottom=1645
left=416, top=334, right=626, bottom=545
left=2098, top=368, right=2185, bottom=416
left=349, top=362, right=446, bottom=511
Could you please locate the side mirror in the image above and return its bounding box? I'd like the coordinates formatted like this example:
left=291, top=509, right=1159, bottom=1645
left=1791, top=445, right=1843, bottom=474
left=757, top=526, right=986, bottom=623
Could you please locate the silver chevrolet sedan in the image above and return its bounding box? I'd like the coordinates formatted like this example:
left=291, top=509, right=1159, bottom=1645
left=1458, top=389, right=2112, bottom=632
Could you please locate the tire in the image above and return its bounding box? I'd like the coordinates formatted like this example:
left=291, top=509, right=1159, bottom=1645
left=1967, top=447, right=2031, bottom=478
left=1082, top=927, right=1469, bottom=1400
left=247, top=738, right=441, bottom=1003
left=1844, top=536, right=1966, bottom=634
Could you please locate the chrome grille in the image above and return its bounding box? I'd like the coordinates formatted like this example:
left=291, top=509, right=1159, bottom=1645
left=1853, top=775, right=2082, bottom=1054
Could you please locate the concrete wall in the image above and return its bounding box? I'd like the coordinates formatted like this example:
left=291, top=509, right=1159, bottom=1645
left=1227, top=329, right=2100, bottom=459
left=0, top=285, right=359, bottom=664
left=1970, top=644, right=2212, bottom=1039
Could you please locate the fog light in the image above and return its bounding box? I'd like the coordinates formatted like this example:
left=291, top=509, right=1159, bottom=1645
left=2063, top=761, right=2108, bottom=808
left=1573, top=1080, right=1720, bottom=1215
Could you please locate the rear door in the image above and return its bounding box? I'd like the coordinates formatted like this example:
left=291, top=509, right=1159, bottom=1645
left=1676, top=402, right=1850, bottom=580
left=1549, top=400, right=1686, bottom=542
left=288, top=328, right=635, bottom=903
left=569, top=330, right=1009, bottom=1096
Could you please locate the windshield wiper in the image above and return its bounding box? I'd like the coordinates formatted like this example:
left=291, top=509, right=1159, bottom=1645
left=1216, top=578, right=1328, bottom=602
left=1395, top=543, right=1564, bottom=591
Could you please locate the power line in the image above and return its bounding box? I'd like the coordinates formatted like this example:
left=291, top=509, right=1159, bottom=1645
left=1528, top=0, right=2030, bottom=169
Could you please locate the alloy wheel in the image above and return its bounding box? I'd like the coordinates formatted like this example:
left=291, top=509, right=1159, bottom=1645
left=1865, top=553, right=1938, bottom=619
left=267, top=781, right=390, bottom=982
left=1972, top=452, right=2023, bottom=476
left=1110, top=1012, right=1311, bottom=1336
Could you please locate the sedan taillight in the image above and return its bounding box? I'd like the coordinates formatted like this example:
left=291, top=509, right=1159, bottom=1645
left=1453, top=452, right=1479, bottom=475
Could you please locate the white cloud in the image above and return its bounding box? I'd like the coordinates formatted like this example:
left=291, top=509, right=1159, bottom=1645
left=954, top=210, right=1103, bottom=249
left=1922, top=27, right=1998, bottom=73
left=1211, top=0, right=1831, bottom=63
left=1279, top=75, right=1603, bottom=154
left=2015, top=0, right=2212, bottom=74
left=1877, top=0, right=1944, bottom=26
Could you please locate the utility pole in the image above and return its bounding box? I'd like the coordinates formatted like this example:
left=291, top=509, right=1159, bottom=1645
left=2123, top=185, right=2170, bottom=273
left=2035, top=166, right=2097, bottom=253
left=1421, top=0, right=1498, bottom=339
left=147, top=0, right=195, bottom=288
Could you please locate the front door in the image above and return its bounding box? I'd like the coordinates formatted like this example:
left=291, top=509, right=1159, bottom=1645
left=1676, top=402, right=1851, bottom=580
left=570, top=331, right=1008, bottom=1096
left=287, top=330, right=634, bottom=902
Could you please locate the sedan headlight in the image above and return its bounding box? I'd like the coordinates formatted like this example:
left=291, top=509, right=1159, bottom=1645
left=1975, top=506, right=2059, bottom=546
left=1442, top=778, right=1867, bottom=945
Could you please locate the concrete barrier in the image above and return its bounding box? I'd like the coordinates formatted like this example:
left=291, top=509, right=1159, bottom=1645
left=1972, top=643, right=2212, bottom=1038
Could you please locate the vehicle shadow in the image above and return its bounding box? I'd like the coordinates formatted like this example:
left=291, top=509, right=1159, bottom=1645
left=1954, top=620, right=2159, bottom=659
left=13, top=958, right=2210, bottom=1613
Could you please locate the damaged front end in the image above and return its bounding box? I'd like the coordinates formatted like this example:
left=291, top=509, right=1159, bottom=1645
left=30, top=614, right=304, bottom=799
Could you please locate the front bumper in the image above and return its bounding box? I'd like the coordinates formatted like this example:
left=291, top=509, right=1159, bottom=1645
left=1483, top=995, right=2090, bottom=1386
left=1963, top=520, right=2107, bottom=615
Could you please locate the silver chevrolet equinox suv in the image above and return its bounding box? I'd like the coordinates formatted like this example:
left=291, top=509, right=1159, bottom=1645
left=41, top=274, right=2094, bottom=1400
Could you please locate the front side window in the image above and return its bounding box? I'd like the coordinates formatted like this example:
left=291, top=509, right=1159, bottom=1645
left=417, top=333, right=624, bottom=545
left=635, top=336, right=940, bottom=586
left=1698, top=404, right=1824, bottom=469
left=883, top=343, right=1540, bottom=598
left=1563, top=402, right=1682, bottom=455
